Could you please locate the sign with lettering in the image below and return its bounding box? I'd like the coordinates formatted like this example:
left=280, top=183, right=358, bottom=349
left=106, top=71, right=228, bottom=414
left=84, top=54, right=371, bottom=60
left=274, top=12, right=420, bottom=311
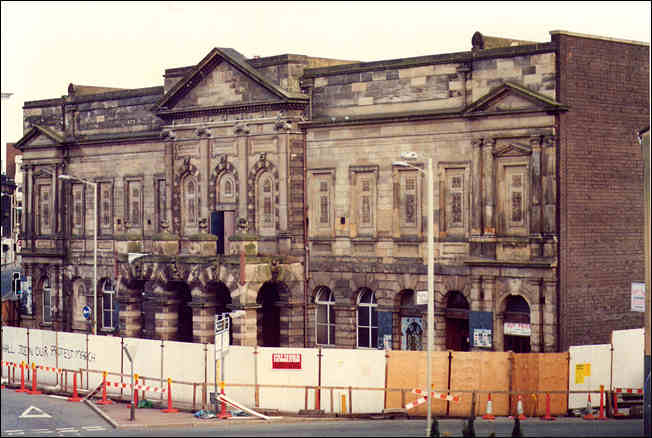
left=631, top=282, right=645, bottom=312
left=504, top=322, right=531, bottom=337
left=272, top=353, right=302, bottom=370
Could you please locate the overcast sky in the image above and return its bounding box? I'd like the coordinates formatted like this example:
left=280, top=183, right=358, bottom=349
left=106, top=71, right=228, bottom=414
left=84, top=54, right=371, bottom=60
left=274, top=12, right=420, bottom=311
left=1, top=1, right=650, bottom=148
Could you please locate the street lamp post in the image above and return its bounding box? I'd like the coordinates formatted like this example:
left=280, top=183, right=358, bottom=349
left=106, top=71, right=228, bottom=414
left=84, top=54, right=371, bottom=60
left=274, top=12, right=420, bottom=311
left=58, top=174, right=97, bottom=335
left=393, top=153, right=434, bottom=437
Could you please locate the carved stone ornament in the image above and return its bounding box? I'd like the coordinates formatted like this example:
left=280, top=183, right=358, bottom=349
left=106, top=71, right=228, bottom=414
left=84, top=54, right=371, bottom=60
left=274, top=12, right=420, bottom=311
left=233, top=121, right=250, bottom=136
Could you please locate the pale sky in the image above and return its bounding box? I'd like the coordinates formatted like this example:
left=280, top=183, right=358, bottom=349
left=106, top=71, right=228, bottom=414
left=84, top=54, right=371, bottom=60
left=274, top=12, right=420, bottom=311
left=1, top=1, right=651, bottom=151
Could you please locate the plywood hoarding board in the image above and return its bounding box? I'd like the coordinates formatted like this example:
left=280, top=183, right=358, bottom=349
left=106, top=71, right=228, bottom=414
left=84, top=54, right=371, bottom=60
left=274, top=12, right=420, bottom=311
left=450, top=351, right=511, bottom=417
left=385, top=351, right=449, bottom=416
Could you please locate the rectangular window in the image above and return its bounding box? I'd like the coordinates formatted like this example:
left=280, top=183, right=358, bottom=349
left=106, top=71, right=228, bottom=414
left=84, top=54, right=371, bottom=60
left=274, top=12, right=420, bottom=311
left=442, top=166, right=467, bottom=236
left=507, top=168, right=526, bottom=228
left=157, top=179, right=167, bottom=231
left=310, top=170, right=335, bottom=238
left=99, top=182, right=113, bottom=234
left=38, top=184, right=52, bottom=235
left=399, top=170, right=419, bottom=231
left=43, top=287, right=52, bottom=323
left=103, top=292, right=114, bottom=329
left=126, top=180, right=142, bottom=228
left=351, top=167, right=378, bottom=236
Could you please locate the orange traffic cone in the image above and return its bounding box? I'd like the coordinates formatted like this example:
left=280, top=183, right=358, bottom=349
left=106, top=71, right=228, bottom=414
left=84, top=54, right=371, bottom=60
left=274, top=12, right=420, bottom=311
left=582, top=392, right=595, bottom=420
left=482, top=393, right=495, bottom=420
left=516, top=394, right=527, bottom=420
left=68, top=372, right=82, bottom=402
left=162, top=378, right=179, bottom=413
left=15, top=362, right=28, bottom=393
left=96, top=371, right=113, bottom=405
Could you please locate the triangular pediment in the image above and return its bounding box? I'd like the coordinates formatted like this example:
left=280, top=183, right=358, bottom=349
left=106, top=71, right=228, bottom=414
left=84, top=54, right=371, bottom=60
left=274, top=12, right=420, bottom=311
left=154, top=48, right=307, bottom=114
left=464, top=82, right=566, bottom=116
left=14, top=125, right=64, bottom=151
left=493, top=142, right=532, bottom=157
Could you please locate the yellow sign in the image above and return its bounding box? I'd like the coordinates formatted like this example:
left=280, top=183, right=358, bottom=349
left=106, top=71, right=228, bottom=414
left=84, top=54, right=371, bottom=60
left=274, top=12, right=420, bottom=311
left=575, top=363, right=592, bottom=384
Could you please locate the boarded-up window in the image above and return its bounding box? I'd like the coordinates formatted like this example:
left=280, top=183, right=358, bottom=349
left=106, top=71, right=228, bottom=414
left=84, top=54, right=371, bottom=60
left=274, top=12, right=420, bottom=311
left=126, top=181, right=142, bottom=227
left=310, top=170, right=334, bottom=238
left=38, top=183, right=52, bottom=235
left=443, top=167, right=466, bottom=235
left=399, top=170, right=420, bottom=233
left=504, top=165, right=527, bottom=234
left=257, top=172, right=275, bottom=235
left=72, top=183, right=84, bottom=235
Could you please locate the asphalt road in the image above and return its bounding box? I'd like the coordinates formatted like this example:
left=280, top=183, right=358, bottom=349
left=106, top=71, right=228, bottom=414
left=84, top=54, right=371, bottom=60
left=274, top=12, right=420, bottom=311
left=1, top=389, right=110, bottom=436
left=1, top=389, right=645, bottom=437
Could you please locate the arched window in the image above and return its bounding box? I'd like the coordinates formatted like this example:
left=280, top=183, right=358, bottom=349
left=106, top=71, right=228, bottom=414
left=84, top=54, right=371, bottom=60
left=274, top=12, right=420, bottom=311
left=315, top=287, right=335, bottom=346
left=102, top=279, right=116, bottom=330
left=357, top=289, right=378, bottom=348
left=218, top=174, right=236, bottom=203
left=42, top=276, right=52, bottom=323
left=257, top=172, right=275, bottom=234
left=183, top=176, right=198, bottom=234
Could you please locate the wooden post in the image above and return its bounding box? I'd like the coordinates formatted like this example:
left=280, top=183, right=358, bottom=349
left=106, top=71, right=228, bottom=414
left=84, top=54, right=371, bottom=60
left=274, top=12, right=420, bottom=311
left=348, top=386, right=352, bottom=415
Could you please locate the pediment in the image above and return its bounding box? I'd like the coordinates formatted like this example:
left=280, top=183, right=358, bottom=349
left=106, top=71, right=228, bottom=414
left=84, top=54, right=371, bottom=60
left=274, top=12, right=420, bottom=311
left=14, top=125, right=64, bottom=151
left=464, top=82, right=566, bottom=116
left=493, top=142, right=532, bottom=157
left=154, top=48, right=307, bottom=114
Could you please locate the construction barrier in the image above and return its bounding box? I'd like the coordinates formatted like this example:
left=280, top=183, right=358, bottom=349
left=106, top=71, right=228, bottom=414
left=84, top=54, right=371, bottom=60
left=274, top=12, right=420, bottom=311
left=541, top=393, right=556, bottom=420
left=15, top=362, right=28, bottom=393
left=27, top=363, right=42, bottom=395
left=68, top=372, right=82, bottom=402
left=162, top=378, right=179, bottom=413
left=482, top=393, right=495, bottom=420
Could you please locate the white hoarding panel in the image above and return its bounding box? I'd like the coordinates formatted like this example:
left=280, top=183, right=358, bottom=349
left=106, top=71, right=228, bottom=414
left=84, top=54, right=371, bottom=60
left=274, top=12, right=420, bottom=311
left=2, top=326, right=28, bottom=384
left=162, top=340, right=206, bottom=406
left=26, top=329, right=58, bottom=386
left=322, top=348, right=385, bottom=414
left=612, top=328, right=644, bottom=391
left=122, top=337, right=162, bottom=394
left=87, top=335, right=123, bottom=389
left=257, top=347, right=318, bottom=413
left=56, top=331, right=91, bottom=389
left=568, top=344, right=611, bottom=410
left=221, top=345, right=256, bottom=408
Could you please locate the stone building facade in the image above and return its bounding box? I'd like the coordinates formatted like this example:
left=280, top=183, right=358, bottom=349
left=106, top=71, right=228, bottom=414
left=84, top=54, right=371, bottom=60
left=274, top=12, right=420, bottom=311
left=15, top=31, right=648, bottom=353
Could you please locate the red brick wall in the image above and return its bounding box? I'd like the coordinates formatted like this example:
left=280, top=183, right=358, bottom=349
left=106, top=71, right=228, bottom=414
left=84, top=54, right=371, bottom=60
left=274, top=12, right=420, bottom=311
left=555, top=33, right=649, bottom=350
left=5, top=143, right=21, bottom=179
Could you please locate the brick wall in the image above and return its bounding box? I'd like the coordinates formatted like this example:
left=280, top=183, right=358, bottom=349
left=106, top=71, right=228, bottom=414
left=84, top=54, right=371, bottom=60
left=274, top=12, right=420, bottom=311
left=555, top=33, right=649, bottom=350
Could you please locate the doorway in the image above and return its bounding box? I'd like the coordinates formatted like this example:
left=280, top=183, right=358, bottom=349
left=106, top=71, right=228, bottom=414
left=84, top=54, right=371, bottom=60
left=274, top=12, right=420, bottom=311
left=257, top=282, right=282, bottom=347
left=445, top=291, right=470, bottom=351
left=503, top=295, right=531, bottom=353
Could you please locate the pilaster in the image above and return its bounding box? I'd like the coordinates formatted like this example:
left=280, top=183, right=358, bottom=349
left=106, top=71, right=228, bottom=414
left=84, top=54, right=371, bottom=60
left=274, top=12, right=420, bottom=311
left=482, top=138, right=496, bottom=236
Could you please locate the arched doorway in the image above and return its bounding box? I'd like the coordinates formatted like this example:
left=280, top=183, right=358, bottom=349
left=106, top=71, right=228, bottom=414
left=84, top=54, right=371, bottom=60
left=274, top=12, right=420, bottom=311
left=257, top=281, right=283, bottom=347
left=445, top=291, right=470, bottom=351
left=398, top=289, right=423, bottom=351
left=503, top=295, right=531, bottom=353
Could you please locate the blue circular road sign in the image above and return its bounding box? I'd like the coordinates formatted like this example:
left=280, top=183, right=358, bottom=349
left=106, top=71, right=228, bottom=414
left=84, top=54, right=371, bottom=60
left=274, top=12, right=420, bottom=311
left=82, top=305, right=92, bottom=320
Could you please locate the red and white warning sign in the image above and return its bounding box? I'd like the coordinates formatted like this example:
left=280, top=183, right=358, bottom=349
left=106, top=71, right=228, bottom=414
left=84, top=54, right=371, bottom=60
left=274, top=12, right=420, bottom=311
left=272, top=353, right=302, bottom=370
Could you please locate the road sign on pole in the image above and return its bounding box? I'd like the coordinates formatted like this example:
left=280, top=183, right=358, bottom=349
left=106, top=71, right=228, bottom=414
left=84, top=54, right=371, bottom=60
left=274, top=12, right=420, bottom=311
left=82, top=305, right=92, bottom=320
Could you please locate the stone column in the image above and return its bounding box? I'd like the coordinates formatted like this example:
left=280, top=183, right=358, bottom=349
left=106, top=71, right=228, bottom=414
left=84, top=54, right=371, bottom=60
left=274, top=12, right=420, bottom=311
left=190, top=285, right=218, bottom=344
left=530, top=136, right=543, bottom=237
left=24, top=164, right=32, bottom=240
left=118, top=283, right=143, bottom=338
left=470, top=276, right=483, bottom=312
left=482, top=276, right=495, bottom=314
left=238, top=305, right=259, bottom=347
left=542, top=135, right=557, bottom=236
left=542, top=279, right=558, bottom=352
left=198, top=130, right=211, bottom=225
left=528, top=279, right=543, bottom=353
left=482, top=138, right=496, bottom=236
left=152, top=283, right=181, bottom=341
left=471, top=139, right=483, bottom=236
left=235, top=123, right=250, bottom=225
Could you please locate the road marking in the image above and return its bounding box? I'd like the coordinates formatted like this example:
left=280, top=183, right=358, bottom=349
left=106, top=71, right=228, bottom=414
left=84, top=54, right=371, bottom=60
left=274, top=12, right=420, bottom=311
left=19, top=406, right=52, bottom=418
left=28, top=429, right=53, bottom=434
left=81, top=426, right=106, bottom=431
left=55, top=428, right=78, bottom=432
